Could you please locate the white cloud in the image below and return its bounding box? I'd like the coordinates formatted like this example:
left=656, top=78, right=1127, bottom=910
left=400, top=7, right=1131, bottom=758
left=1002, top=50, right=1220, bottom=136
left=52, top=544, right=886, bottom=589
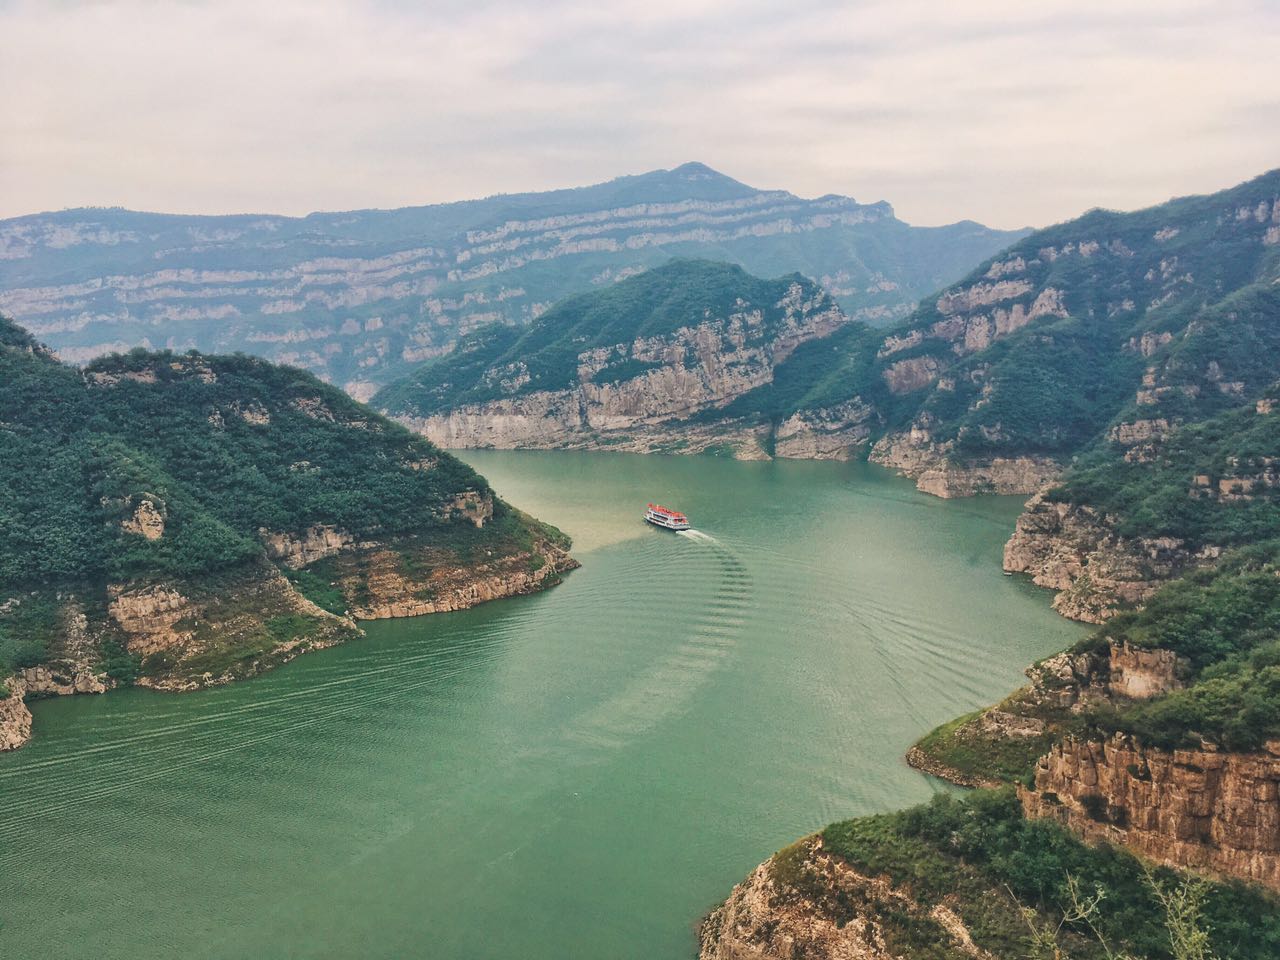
left=1, top=0, right=1276, bottom=227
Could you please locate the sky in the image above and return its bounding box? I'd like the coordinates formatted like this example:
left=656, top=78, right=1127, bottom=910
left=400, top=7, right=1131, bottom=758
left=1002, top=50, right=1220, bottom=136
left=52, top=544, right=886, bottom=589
left=2, top=0, right=1278, bottom=229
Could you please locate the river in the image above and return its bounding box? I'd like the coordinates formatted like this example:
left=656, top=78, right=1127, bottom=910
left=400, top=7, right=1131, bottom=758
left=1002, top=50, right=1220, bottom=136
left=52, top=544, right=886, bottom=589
left=0, top=451, right=1085, bottom=958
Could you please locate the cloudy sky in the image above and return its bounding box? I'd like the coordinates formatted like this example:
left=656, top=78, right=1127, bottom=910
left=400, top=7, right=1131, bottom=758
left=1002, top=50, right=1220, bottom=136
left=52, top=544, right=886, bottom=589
left=2, top=0, right=1277, bottom=228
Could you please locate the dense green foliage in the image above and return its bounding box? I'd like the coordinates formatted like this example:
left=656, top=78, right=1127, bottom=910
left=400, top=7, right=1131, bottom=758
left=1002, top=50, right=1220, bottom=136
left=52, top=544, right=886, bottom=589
left=0, top=318, right=542, bottom=678
left=0, top=334, right=488, bottom=584
left=375, top=259, right=835, bottom=416
left=1084, top=544, right=1280, bottom=672
left=734, top=168, right=1279, bottom=459
left=822, top=789, right=1280, bottom=959
left=1071, top=543, right=1280, bottom=750
left=912, top=708, right=1069, bottom=786
left=1056, top=392, right=1280, bottom=547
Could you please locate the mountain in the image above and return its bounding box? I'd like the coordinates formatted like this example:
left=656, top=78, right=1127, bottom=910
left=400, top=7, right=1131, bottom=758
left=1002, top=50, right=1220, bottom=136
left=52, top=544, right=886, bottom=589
left=384, top=171, right=1279, bottom=479
left=699, top=169, right=1280, bottom=959
left=0, top=316, right=574, bottom=751
left=375, top=259, right=850, bottom=456
left=0, top=163, right=1024, bottom=397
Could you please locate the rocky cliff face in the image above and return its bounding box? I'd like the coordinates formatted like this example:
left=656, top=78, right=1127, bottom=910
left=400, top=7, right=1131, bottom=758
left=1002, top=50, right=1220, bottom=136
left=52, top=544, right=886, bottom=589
left=1022, top=734, right=1280, bottom=892
left=396, top=278, right=851, bottom=458
left=699, top=836, right=988, bottom=960
left=333, top=537, right=578, bottom=621
left=907, top=641, right=1189, bottom=788
left=260, top=525, right=358, bottom=569
left=0, top=680, right=32, bottom=751
left=1, top=530, right=576, bottom=746
left=1002, top=492, right=1212, bottom=621
left=106, top=561, right=359, bottom=688
left=869, top=431, right=1060, bottom=498
left=772, top=401, right=877, bottom=460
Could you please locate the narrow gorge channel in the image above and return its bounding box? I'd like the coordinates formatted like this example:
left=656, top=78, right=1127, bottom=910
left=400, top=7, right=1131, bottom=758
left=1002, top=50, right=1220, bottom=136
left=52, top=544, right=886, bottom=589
left=0, top=452, right=1085, bottom=959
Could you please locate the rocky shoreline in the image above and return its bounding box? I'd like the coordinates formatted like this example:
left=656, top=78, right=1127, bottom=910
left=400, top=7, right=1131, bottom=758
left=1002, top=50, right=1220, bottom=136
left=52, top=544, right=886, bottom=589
left=0, top=680, right=33, bottom=751
left=904, top=744, right=1001, bottom=789
left=0, top=536, right=576, bottom=752
left=698, top=836, right=988, bottom=960
left=1002, top=492, right=1211, bottom=622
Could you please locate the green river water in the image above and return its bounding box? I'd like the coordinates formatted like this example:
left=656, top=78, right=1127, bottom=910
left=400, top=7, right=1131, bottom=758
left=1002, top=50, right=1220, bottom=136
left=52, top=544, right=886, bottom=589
left=0, top=451, right=1086, bottom=959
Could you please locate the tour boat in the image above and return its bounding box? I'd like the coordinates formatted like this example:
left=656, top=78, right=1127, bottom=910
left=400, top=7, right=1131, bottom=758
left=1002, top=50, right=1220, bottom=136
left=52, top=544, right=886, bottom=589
left=644, top=503, right=691, bottom=531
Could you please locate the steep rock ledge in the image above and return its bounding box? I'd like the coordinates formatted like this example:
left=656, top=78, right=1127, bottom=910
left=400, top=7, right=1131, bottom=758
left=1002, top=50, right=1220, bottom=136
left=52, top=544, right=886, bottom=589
left=107, top=560, right=361, bottom=690
left=0, top=680, right=33, bottom=751
left=338, top=539, right=578, bottom=620
left=772, top=400, right=877, bottom=461
left=908, top=643, right=1189, bottom=788
left=699, top=836, right=988, bottom=960
left=1022, top=734, right=1280, bottom=892
left=869, top=431, right=1059, bottom=498
left=1002, top=492, right=1211, bottom=621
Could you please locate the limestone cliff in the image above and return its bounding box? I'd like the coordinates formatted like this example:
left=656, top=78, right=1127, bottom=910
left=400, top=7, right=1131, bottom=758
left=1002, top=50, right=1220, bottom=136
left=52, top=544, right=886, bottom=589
left=329, top=535, right=578, bottom=621
left=1022, top=734, right=1280, bottom=892
left=106, top=560, right=361, bottom=689
left=772, top=401, right=877, bottom=461
left=908, top=642, right=1189, bottom=788
left=0, top=322, right=579, bottom=749
left=1002, top=492, right=1212, bottom=622
left=699, top=836, right=988, bottom=960
left=869, top=431, right=1059, bottom=498
left=385, top=262, right=850, bottom=459
left=0, top=680, right=32, bottom=751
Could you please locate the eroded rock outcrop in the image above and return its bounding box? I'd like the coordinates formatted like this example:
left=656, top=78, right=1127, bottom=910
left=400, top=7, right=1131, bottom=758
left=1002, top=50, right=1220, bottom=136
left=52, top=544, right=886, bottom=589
left=699, top=836, right=989, bottom=960
left=870, top=432, right=1060, bottom=498
left=0, top=680, right=32, bottom=751
left=908, top=642, right=1188, bottom=788
left=104, top=562, right=360, bottom=689
left=399, top=290, right=846, bottom=459
left=1022, top=735, right=1280, bottom=892
left=260, top=525, right=357, bottom=569
left=339, top=538, right=577, bottom=621
left=121, top=498, right=166, bottom=540
left=773, top=400, right=877, bottom=460
left=1002, top=492, right=1207, bottom=621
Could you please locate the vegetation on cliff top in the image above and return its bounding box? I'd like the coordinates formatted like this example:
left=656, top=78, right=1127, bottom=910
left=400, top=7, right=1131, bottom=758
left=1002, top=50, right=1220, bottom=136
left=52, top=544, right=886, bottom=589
left=1055, top=385, right=1280, bottom=549
left=712, top=168, right=1277, bottom=454
left=817, top=789, right=1280, bottom=960
left=374, top=259, right=840, bottom=417
left=912, top=542, right=1280, bottom=787
left=377, top=168, right=1279, bottom=504
left=0, top=316, right=567, bottom=682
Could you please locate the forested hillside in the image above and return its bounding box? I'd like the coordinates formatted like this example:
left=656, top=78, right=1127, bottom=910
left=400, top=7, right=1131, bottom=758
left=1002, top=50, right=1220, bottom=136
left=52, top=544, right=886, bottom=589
left=0, top=316, right=572, bottom=746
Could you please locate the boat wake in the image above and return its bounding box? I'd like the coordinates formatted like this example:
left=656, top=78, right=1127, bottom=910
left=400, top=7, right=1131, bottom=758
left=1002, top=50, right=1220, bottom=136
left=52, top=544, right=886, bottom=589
left=677, top=529, right=717, bottom=543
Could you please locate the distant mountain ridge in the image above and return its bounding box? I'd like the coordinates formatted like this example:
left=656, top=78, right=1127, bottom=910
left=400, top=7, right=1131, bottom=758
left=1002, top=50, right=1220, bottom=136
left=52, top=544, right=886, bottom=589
left=0, top=163, right=1024, bottom=397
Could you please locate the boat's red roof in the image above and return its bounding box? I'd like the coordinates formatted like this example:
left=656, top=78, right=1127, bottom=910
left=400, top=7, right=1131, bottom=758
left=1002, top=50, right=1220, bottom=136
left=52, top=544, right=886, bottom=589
left=647, top=503, right=687, bottom=519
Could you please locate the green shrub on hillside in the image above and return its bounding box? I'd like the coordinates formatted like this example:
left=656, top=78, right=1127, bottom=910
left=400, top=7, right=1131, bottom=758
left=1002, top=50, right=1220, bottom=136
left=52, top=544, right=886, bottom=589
left=822, top=789, right=1280, bottom=959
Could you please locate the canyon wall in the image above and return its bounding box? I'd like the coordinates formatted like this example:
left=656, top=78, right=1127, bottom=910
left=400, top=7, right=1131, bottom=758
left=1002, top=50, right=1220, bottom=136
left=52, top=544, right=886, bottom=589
left=869, top=431, right=1060, bottom=498
left=397, top=287, right=859, bottom=460
left=1002, top=492, right=1213, bottom=622
left=0, top=165, right=1021, bottom=394
left=1022, top=734, right=1280, bottom=892
left=0, top=680, right=32, bottom=751
left=698, top=836, right=986, bottom=960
